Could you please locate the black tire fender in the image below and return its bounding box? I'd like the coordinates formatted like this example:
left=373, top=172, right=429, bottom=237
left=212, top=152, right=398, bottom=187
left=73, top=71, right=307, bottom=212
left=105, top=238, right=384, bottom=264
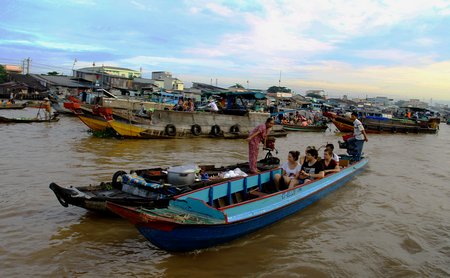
left=191, top=124, right=202, bottom=136
left=165, top=124, right=176, bottom=136
left=210, top=125, right=221, bottom=136
left=112, top=170, right=127, bottom=188
left=230, top=124, right=240, bottom=133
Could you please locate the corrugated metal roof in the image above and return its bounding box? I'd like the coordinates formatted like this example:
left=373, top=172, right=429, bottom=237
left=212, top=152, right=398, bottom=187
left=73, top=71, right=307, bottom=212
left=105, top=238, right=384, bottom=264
left=30, top=74, right=91, bottom=88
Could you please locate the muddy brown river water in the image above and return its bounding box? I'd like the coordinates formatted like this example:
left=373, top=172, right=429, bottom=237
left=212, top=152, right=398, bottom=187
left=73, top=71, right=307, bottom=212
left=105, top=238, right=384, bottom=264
left=0, top=109, right=449, bottom=277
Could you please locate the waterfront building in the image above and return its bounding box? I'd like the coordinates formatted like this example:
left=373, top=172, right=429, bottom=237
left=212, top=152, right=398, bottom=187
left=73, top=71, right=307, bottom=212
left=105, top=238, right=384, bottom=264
left=151, top=71, right=184, bottom=91
left=2, top=64, right=23, bottom=74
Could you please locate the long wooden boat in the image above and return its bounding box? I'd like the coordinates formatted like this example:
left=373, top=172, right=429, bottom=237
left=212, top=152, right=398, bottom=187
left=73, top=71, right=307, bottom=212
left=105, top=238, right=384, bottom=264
left=107, top=157, right=368, bottom=252
left=64, top=102, right=116, bottom=134
left=50, top=158, right=280, bottom=213
left=0, top=103, right=26, bottom=110
left=282, top=123, right=328, bottom=132
left=0, top=115, right=59, bottom=123
left=324, top=112, right=438, bottom=134
left=107, top=109, right=286, bottom=139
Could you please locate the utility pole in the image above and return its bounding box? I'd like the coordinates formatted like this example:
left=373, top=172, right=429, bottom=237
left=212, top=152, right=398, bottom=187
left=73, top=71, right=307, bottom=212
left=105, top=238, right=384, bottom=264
left=278, top=70, right=281, bottom=88
left=72, top=58, right=77, bottom=70
left=25, top=57, right=31, bottom=74
left=22, top=59, right=25, bottom=74
left=215, top=78, right=218, bottom=86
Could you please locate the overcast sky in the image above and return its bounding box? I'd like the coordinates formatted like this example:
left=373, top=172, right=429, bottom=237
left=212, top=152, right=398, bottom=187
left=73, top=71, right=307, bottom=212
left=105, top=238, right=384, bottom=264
left=1, top=0, right=449, bottom=102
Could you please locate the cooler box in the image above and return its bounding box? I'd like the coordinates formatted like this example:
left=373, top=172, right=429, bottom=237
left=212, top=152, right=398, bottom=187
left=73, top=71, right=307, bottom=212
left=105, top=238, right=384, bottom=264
left=167, top=164, right=199, bottom=186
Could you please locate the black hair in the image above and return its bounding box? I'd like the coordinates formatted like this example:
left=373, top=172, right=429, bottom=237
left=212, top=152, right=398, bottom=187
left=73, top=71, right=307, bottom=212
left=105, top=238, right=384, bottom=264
left=351, top=111, right=358, bottom=117
left=289, top=150, right=300, bottom=161
left=306, top=148, right=319, bottom=158
left=266, top=117, right=274, bottom=124
left=326, top=143, right=334, bottom=150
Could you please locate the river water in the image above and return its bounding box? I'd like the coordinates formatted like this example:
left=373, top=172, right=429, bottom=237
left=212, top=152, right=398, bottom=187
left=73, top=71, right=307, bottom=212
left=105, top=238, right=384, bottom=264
left=0, top=109, right=449, bottom=277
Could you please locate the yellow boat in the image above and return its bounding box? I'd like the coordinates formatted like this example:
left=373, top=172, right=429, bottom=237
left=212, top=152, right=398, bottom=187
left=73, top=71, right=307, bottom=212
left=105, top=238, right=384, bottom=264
left=107, top=120, right=148, bottom=138
left=78, top=114, right=110, bottom=132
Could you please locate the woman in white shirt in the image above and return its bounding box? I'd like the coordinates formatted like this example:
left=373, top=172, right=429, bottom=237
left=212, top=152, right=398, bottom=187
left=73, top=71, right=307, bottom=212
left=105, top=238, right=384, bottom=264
left=274, top=151, right=302, bottom=190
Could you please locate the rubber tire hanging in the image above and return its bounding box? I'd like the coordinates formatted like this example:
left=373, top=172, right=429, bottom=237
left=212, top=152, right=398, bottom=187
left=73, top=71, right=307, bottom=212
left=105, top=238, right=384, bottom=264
left=230, top=124, right=240, bottom=133
left=165, top=124, right=177, bottom=136
left=210, top=125, right=221, bottom=136
left=191, top=124, right=202, bottom=136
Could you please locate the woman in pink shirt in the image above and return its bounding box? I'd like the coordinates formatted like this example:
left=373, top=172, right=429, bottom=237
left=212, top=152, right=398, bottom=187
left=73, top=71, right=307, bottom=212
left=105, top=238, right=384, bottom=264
left=246, top=118, right=275, bottom=174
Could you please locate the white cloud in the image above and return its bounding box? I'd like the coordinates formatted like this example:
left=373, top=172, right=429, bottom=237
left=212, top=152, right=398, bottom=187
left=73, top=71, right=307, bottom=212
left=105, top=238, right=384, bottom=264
left=0, top=39, right=109, bottom=52
left=130, top=0, right=154, bottom=11
left=120, top=55, right=237, bottom=69
left=204, top=3, right=233, bottom=17
left=181, top=0, right=450, bottom=72
left=413, top=37, right=437, bottom=47
left=35, top=41, right=110, bottom=52
left=284, top=59, right=450, bottom=100
left=354, top=49, right=422, bottom=63
left=186, top=1, right=233, bottom=16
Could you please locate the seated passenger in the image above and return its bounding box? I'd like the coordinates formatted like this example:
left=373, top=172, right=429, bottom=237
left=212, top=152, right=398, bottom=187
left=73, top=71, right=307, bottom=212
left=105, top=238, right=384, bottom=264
left=274, top=151, right=302, bottom=190
left=137, top=103, right=146, bottom=116
left=298, top=148, right=325, bottom=183
left=322, top=149, right=340, bottom=175
left=325, top=143, right=339, bottom=162
left=300, top=145, right=316, bottom=165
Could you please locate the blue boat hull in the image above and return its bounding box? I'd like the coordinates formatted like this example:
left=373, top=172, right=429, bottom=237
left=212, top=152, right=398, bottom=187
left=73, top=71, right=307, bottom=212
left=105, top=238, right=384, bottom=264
left=136, top=161, right=366, bottom=252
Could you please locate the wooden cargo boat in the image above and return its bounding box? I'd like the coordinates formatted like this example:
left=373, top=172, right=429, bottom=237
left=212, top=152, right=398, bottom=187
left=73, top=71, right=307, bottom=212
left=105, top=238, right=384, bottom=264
left=324, top=112, right=438, bottom=134
left=107, top=109, right=286, bottom=139
left=64, top=102, right=114, bottom=133
left=107, top=156, right=368, bottom=252
left=282, top=123, right=328, bottom=132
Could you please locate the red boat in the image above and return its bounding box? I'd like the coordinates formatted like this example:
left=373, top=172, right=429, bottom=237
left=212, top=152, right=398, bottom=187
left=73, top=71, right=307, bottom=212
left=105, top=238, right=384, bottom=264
left=324, top=112, right=438, bottom=134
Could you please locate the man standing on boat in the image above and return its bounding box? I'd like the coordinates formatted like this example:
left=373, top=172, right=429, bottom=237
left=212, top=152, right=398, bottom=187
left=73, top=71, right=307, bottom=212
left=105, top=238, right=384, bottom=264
left=246, top=118, right=275, bottom=174
left=43, top=98, right=52, bottom=120
left=349, top=112, right=368, bottom=161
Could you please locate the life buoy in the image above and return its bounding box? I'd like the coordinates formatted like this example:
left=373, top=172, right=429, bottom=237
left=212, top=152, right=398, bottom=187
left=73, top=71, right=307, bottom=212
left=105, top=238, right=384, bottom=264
left=191, top=124, right=202, bottom=136
left=230, top=124, right=240, bottom=133
left=112, top=170, right=127, bottom=188
left=165, top=124, right=176, bottom=136
left=210, top=125, right=221, bottom=136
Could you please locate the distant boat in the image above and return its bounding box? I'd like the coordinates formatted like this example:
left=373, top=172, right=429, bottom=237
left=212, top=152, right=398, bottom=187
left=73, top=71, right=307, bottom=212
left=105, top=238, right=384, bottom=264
left=107, top=156, right=368, bottom=252
left=324, top=112, right=438, bottom=134
left=0, top=103, right=26, bottom=110
left=282, top=123, right=328, bottom=132
left=0, top=114, right=59, bottom=123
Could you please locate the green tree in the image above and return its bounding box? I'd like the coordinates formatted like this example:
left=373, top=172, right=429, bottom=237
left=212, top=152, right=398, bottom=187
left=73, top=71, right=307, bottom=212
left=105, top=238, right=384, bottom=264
left=0, top=65, right=8, bottom=83
left=47, top=71, right=59, bottom=76
left=267, top=86, right=291, bottom=94
left=306, top=92, right=323, bottom=99
left=232, top=83, right=244, bottom=88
